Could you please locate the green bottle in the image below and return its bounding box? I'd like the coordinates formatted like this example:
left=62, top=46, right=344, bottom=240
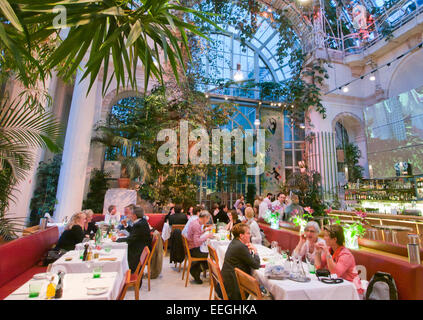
left=95, top=227, right=102, bottom=245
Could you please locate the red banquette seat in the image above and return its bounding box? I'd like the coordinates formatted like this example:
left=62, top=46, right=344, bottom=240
left=0, top=226, right=59, bottom=300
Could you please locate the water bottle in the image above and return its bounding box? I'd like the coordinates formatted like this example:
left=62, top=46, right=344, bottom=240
left=407, top=234, right=421, bottom=265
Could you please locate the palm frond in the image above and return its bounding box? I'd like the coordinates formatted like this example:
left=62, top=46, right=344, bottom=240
left=0, top=97, right=62, bottom=183
left=17, top=0, right=218, bottom=94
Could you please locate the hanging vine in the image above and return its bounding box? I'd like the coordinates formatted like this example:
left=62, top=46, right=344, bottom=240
left=183, top=0, right=329, bottom=124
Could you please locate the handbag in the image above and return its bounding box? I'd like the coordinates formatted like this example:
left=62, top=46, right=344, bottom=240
left=316, top=268, right=344, bottom=284
left=43, top=248, right=67, bottom=266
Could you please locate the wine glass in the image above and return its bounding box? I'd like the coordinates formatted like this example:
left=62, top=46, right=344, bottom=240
left=271, top=241, right=278, bottom=254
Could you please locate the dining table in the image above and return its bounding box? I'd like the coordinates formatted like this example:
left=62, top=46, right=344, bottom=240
left=209, top=241, right=360, bottom=300
left=5, top=272, right=122, bottom=300
left=75, top=238, right=128, bottom=251
left=51, top=248, right=129, bottom=288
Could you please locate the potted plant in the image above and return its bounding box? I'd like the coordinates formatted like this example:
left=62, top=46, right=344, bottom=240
left=264, top=203, right=282, bottom=229
left=334, top=210, right=367, bottom=250
left=118, top=164, right=131, bottom=189
left=292, top=206, right=314, bottom=233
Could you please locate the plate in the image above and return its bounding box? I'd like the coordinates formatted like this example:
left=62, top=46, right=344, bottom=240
left=32, top=273, right=48, bottom=280
left=86, top=287, right=108, bottom=295
left=288, top=275, right=311, bottom=283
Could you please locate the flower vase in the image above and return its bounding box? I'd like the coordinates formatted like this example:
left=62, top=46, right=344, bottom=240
left=270, top=219, right=279, bottom=229
left=344, top=229, right=359, bottom=250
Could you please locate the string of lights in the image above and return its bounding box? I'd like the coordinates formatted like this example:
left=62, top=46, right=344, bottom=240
left=325, top=40, right=423, bottom=95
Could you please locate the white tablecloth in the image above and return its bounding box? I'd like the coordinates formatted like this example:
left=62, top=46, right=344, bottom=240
left=51, top=248, right=129, bottom=290
left=210, top=242, right=359, bottom=300
left=5, top=272, right=122, bottom=300
left=254, top=268, right=359, bottom=300
left=103, top=188, right=137, bottom=215
left=75, top=239, right=128, bottom=251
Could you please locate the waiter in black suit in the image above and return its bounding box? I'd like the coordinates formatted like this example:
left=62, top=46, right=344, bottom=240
left=117, top=206, right=152, bottom=272
left=168, top=205, right=188, bottom=226
left=221, top=223, right=261, bottom=300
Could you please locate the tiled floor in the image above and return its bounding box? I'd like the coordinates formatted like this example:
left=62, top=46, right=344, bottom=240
left=124, top=255, right=210, bottom=300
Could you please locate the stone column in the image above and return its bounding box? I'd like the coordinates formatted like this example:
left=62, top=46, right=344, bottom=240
left=54, top=69, right=99, bottom=222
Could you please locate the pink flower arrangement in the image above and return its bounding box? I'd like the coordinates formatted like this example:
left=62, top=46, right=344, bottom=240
left=304, top=207, right=314, bottom=214
left=355, top=210, right=367, bottom=219
left=273, top=205, right=282, bottom=211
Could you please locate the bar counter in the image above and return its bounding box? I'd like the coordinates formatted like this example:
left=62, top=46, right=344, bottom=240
left=329, top=210, right=423, bottom=246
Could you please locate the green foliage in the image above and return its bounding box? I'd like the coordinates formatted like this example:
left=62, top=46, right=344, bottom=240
left=94, top=83, right=235, bottom=208
left=29, top=154, right=62, bottom=226
left=284, top=170, right=327, bottom=217
left=344, top=142, right=364, bottom=182
left=186, top=0, right=328, bottom=125
left=82, top=169, right=111, bottom=214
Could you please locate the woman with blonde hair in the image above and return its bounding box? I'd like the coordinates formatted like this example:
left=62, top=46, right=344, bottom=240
left=55, top=212, right=86, bottom=251
left=83, top=209, right=98, bottom=236
left=245, top=207, right=262, bottom=244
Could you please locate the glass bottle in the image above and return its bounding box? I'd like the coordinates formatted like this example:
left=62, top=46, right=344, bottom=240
left=54, top=272, right=64, bottom=299
left=95, top=227, right=102, bottom=246
left=82, top=243, right=89, bottom=261
left=46, top=276, right=56, bottom=299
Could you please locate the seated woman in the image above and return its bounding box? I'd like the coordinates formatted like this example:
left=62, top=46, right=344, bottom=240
left=83, top=209, right=98, bottom=237
left=55, top=212, right=86, bottom=251
left=105, top=204, right=121, bottom=225
left=314, top=224, right=364, bottom=296
left=236, top=202, right=246, bottom=221
left=226, top=209, right=242, bottom=232
left=283, top=194, right=303, bottom=221
left=293, top=221, right=325, bottom=264
left=244, top=207, right=262, bottom=245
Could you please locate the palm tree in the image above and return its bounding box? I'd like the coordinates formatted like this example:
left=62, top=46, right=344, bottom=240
left=10, top=0, right=215, bottom=94
left=0, top=97, right=62, bottom=239
left=0, top=0, right=216, bottom=239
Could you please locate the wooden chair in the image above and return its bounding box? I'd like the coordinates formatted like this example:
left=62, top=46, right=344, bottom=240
left=116, top=270, right=131, bottom=300
left=117, top=246, right=150, bottom=300
left=147, top=233, right=159, bottom=291
left=234, top=267, right=263, bottom=300
left=207, top=258, right=228, bottom=300
left=207, top=244, right=219, bottom=300
left=181, top=234, right=208, bottom=287
left=170, top=224, right=186, bottom=270
left=163, top=224, right=185, bottom=257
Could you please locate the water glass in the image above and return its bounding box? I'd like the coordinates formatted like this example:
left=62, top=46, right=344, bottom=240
left=28, top=282, right=42, bottom=298
left=306, top=259, right=316, bottom=274
left=92, top=265, right=102, bottom=278
left=104, top=245, right=112, bottom=253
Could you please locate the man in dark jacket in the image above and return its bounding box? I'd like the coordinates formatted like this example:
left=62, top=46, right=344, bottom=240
left=213, top=204, right=230, bottom=224
left=168, top=205, right=188, bottom=226
left=117, top=206, right=152, bottom=272
left=221, top=223, right=261, bottom=300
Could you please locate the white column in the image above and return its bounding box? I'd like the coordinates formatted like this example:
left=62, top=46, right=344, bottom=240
left=6, top=75, right=58, bottom=227
left=54, top=69, right=99, bottom=222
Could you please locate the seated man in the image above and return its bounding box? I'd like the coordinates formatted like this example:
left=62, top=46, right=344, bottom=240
left=105, top=204, right=121, bottom=225
left=168, top=204, right=188, bottom=226
left=119, top=204, right=136, bottom=234
left=221, top=223, right=261, bottom=300
left=182, top=206, right=201, bottom=237
left=117, top=206, right=152, bottom=273
left=186, top=210, right=215, bottom=284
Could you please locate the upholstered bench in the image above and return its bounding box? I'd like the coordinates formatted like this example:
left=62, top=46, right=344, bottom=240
left=0, top=226, right=59, bottom=299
